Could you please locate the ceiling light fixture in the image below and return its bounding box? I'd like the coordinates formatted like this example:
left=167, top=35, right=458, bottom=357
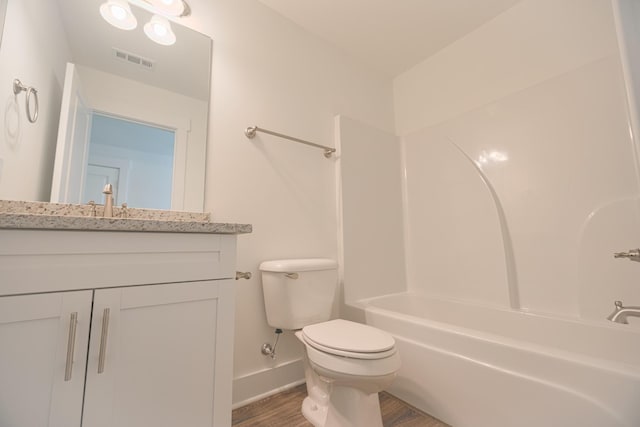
left=147, top=0, right=189, bottom=17
left=144, top=15, right=176, bottom=46
left=100, top=0, right=187, bottom=45
left=100, top=0, right=138, bottom=31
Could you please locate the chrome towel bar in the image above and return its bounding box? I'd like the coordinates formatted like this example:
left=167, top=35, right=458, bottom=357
left=245, top=125, right=336, bottom=158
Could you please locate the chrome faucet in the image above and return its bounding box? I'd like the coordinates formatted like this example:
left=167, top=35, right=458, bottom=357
left=102, top=184, right=114, bottom=218
left=613, top=249, right=640, bottom=262
left=607, top=301, right=640, bottom=324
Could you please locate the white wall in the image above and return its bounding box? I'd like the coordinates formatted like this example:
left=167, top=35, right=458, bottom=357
left=394, top=0, right=640, bottom=319
left=178, top=0, right=395, bottom=405
left=0, top=0, right=70, bottom=201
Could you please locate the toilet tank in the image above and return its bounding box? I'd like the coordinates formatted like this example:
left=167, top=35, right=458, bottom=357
left=259, top=258, right=338, bottom=330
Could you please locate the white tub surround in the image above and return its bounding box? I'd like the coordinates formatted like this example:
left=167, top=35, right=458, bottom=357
left=330, top=1, right=640, bottom=427
left=362, top=293, right=640, bottom=427
left=391, top=0, right=638, bottom=319
left=0, top=209, right=251, bottom=427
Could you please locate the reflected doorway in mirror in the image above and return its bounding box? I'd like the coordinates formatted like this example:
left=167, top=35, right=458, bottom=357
left=84, top=164, right=123, bottom=208
left=84, top=113, right=174, bottom=210
left=50, top=62, right=197, bottom=211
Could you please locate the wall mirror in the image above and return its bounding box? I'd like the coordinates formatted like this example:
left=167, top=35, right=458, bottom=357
left=0, top=0, right=211, bottom=211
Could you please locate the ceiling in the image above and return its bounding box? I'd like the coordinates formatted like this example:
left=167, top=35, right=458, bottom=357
left=257, top=0, right=523, bottom=77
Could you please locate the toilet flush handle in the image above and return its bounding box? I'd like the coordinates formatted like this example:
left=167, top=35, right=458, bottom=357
left=285, top=272, right=299, bottom=279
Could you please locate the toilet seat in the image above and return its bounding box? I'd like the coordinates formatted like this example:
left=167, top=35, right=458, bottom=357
left=302, top=319, right=396, bottom=360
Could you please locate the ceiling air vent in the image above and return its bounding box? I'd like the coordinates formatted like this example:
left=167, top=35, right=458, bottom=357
left=112, top=48, right=155, bottom=71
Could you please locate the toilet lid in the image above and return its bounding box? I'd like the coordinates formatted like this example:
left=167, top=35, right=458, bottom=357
left=302, top=319, right=395, bottom=357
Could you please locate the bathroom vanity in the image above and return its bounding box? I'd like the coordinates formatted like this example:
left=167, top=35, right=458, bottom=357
left=0, top=201, right=251, bottom=427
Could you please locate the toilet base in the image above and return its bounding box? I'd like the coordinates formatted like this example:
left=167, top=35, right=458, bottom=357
left=302, top=395, right=328, bottom=427
left=302, top=386, right=384, bottom=427
left=295, top=330, right=392, bottom=427
left=325, top=385, right=384, bottom=427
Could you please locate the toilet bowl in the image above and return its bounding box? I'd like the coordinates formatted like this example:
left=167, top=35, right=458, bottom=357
left=297, top=319, right=401, bottom=427
left=259, top=259, right=401, bottom=427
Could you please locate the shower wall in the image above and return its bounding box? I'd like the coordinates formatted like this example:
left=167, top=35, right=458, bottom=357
left=393, top=0, right=640, bottom=320
left=336, top=116, right=405, bottom=308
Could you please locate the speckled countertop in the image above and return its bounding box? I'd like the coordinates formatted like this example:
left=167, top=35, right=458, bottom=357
left=0, top=200, right=252, bottom=234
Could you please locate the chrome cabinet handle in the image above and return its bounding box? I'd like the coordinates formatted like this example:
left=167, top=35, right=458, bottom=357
left=64, top=312, right=78, bottom=381
left=98, top=308, right=110, bottom=374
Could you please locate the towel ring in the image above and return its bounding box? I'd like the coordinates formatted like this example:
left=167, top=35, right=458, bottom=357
left=13, top=79, right=38, bottom=124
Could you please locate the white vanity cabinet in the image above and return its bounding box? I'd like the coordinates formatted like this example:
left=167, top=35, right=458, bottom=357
left=82, top=280, right=233, bottom=427
left=0, top=229, right=239, bottom=427
left=0, top=291, right=93, bottom=427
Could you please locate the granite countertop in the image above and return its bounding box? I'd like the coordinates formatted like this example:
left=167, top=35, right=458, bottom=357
left=0, top=200, right=252, bottom=234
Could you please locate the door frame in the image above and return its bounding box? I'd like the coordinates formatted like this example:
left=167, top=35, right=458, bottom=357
left=88, top=109, right=188, bottom=211
left=84, top=156, right=131, bottom=206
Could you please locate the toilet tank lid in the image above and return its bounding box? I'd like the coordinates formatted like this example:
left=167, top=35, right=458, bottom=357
left=259, top=258, right=337, bottom=272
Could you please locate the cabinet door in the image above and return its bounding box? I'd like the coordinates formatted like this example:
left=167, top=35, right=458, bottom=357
left=0, top=291, right=93, bottom=427
left=82, top=280, right=234, bottom=427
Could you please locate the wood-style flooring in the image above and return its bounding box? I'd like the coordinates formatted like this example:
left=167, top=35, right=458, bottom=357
left=232, top=384, right=450, bottom=427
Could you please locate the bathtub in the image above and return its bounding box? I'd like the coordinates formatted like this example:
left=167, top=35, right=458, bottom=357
left=361, top=293, right=640, bottom=427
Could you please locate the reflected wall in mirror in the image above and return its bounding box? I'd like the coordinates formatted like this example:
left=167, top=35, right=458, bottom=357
left=0, top=0, right=211, bottom=211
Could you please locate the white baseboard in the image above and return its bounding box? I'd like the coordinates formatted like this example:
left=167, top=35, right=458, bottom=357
left=232, top=358, right=305, bottom=409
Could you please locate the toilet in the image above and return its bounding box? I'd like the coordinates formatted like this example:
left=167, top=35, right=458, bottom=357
left=259, top=258, right=401, bottom=427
